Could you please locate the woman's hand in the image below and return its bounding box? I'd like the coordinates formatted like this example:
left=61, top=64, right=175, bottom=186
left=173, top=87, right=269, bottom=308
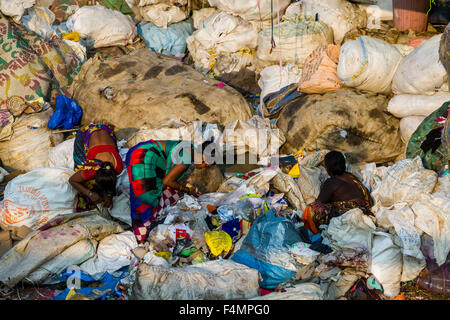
left=90, top=192, right=102, bottom=204
left=187, top=185, right=202, bottom=197
left=103, top=196, right=113, bottom=209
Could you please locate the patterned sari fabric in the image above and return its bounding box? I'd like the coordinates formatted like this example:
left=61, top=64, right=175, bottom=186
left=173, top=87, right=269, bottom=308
left=72, top=123, right=118, bottom=212
left=302, top=173, right=374, bottom=235
left=407, top=101, right=450, bottom=175
left=126, top=140, right=193, bottom=243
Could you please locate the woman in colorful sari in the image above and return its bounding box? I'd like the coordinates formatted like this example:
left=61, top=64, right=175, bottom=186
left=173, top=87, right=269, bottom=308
left=302, top=151, right=374, bottom=234
left=406, top=101, right=450, bottom=177
left=126, top=139, right=213, bottom=243
left=69, top=123, right=123, bottom=212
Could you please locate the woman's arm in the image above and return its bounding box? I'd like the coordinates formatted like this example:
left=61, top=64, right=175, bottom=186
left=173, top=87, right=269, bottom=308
left=68, top=171, right=102, bottom=204
left=162, top=164, right=200, bottom=196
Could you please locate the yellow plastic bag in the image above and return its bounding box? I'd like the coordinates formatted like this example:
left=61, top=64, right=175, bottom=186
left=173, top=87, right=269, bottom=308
left=62, top=32, right=81, bottom=42
left=205, top=230, right=232, bottom=256
left=154, top=252, right=171, bottom=261
left=288, top=148, right=306, bottom=178
left=66, top=287, right=90, bottom=300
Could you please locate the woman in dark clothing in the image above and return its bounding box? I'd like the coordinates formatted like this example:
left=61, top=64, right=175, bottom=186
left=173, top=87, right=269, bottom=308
left=302, top=151, right=374, bottom=234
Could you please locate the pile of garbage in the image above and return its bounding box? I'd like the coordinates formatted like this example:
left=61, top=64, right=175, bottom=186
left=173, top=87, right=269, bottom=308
left=0, top=0, right=448, bottom=301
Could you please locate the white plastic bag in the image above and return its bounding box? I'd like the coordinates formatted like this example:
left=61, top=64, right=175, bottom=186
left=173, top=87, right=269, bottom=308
left=80, top=231, right=138, bottom=280
left=370, top=231, right=402, bottom=298
left=337, top=36, right=403, bottom=94
left=327, top=208, right=376, bottom=251
left=26, top=239, right=97, bottom=284
left=387, top=92, right=450, bottom=118
left=67, top=5, right=137, bottom=48
left=399, top=116, right=425, bottom=144
left=208, top=0, right=291, bottom=21
left=0, top=109, right=64, bottom=171
left=411, top=193, right=450, bottom=266
left=371, top=157, right=438, bottom=207
left=299, top=0, right=367, bottom=44
left=47, top=138, right=75, bottom=169
left=139, top=3, right=187, bottom=28
left=131, top=259, right=260, bottom=299
left=192, top=8, right=218, bottom=30
left=392, top=35, right=448, bottom=95
left=186, top=12, right=258, bottom=71
left=0, top=168, right=76, bottom=230
left=0, top=0, right=35, bottom=23
left=256, top=18, right=334, bottom=67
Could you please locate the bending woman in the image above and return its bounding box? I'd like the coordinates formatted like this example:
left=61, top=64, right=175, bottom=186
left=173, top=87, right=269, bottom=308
left=302, top=151, right=374, bottom=234
left=69, top=123, right=123, bottom=211
left=126, top=139, right=213, bottom=243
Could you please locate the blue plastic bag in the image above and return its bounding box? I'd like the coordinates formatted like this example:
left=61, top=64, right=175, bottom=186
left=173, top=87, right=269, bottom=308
left=48, top=95, right=82, bottom=130
left=231, top=210, right=302, bottom=289
left=137, top=20, right=194, bottom=57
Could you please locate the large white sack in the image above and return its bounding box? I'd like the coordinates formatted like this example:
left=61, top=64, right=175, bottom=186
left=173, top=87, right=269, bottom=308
left=374, top=204, right=426, bottom=282
left=399, top=116, right=426, bottom=144
left=186, top=12, right=258, bottom=70
left=216, top=116, right=286, bottom=160
left=257, top=64, right=302, bottom=113
left=252, top=283, right=323, bottom=300
left=139, top=3, right=188, bottom=28
left=0, top=108, right=64, bottom=171
left=337, top=36, right=403, bottom=94
left=0, top=210, right=124, bottom=287
left=388, top=93, right=450, bottom=118
left=208, top=0, right=291, bottom=21
left=298, top=0, right=367, bottom=44
left=371, top=157, right=438, bottom=208
left=411, top=193, right=450, bottom=266
left=47, top=138, right=75, bottom=169
left=0, top=0, right=35, bottom=23
left=327, top=208, right=377, bottom=251
left=26, top=239, right=97, bottom=284
left=370, top=231, right=402, bottom=298
left=392, top=34, right=448, bottom=95
left=0, top=168, right=76, bottom=230
left=131, top=259, right=260, bottom=299
left=80, top=231, right=138, bottom=280
left=192, top=7, right=218, bottom=30
left=67, top=5, right=137, bottom=48
left=256, top=18, right=334, bottom=67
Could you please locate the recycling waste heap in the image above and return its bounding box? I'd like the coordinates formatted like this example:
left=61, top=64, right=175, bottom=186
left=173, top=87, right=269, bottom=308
left=0, top=0, right=448, bottom=301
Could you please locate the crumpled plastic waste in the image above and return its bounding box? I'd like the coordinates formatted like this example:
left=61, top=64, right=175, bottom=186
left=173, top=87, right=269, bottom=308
left=205, top=230, right=233, bottom=257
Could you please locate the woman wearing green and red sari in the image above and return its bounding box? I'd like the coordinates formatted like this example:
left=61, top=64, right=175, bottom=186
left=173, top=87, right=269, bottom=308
left=126, top=139, right=213, bottom=243
left=302, top=151, right=374, bottom=234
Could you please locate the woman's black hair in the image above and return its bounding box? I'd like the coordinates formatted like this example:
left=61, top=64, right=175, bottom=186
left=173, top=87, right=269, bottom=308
left=94, top=161, right=117, bottom=198
left=324, top=151, right=346, bottom=176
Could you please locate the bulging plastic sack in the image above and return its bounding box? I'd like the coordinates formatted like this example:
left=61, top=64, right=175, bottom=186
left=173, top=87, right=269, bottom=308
left=67, top=5, right=137, bottom=48
left=231, top=210, right=302, bottom=289
left=48, top=95, right=82, bottom=130
left=371, top=157, right=438, bottom=208
left=388, top=92, right=450, bottom=118
left=131, top=259, right=260, bottom=299
left=393, top=35, right=448, bottom=95
left=0, top=167, right=77, bottom=230
left=337, top=36, right=403, bottom=94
